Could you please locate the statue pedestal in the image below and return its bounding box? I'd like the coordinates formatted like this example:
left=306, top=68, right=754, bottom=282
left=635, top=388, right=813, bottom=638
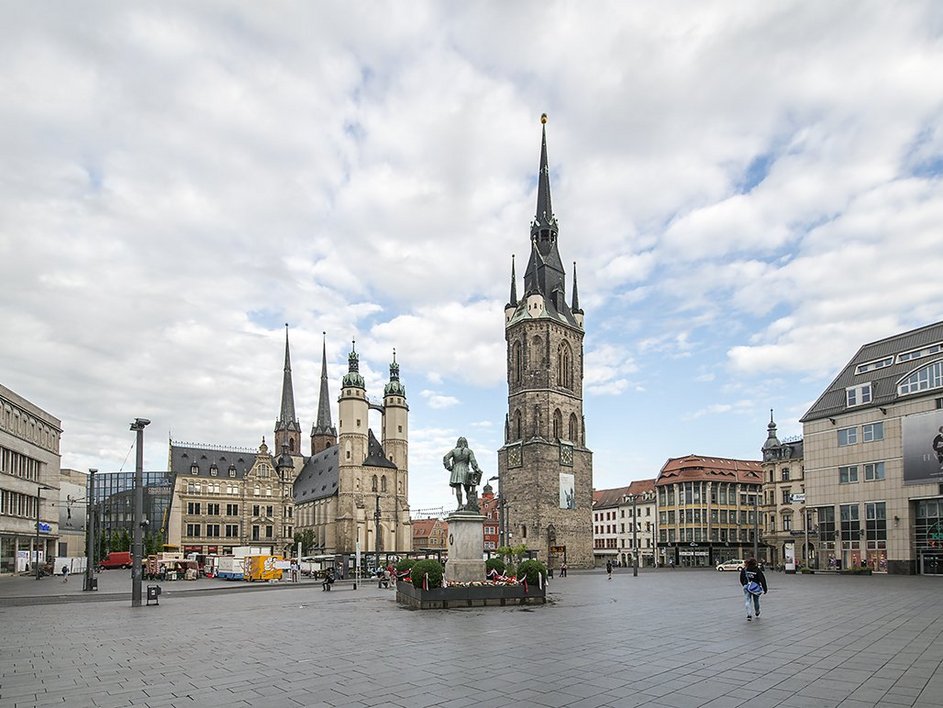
left=445, top=511, right=485, bottom=584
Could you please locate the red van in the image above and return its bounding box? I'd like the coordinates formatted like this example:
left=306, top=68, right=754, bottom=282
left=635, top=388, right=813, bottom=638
left=99, top=551, right=133, bottom=569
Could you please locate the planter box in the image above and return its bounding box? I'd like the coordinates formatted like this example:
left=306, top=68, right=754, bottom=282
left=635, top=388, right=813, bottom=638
left=396, top=581, right=546, bottom=609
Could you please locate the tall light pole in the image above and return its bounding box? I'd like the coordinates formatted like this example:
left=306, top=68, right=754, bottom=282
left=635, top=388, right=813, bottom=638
left=631, top=494, right=639, bottom=577
left=34, top=483, right=53, bottom=580
left=375, top=494, right=382, bottom=570
left=84, top=468, right=97, bottom=591
left=752, top=489, right=759, bottom=561
left=130, top=418, right=150, bottom=608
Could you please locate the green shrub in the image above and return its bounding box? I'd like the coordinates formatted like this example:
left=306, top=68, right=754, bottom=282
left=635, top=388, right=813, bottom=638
left=517, top=559, right=548, bottom=585
left=799, top=566, right=814, bottom=574
left=840, top=567, right=872, bottom=575
left=485, top=557, right=505, bottom=576
left=505, top=563, right=517, bottom=579
left=410, top=559, right=444, bottom=589
left=395, top=558, right=416, bottom=574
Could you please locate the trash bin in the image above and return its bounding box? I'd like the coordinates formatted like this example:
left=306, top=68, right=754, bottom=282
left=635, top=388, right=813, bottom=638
left=146, top=584, right=162, bottom=606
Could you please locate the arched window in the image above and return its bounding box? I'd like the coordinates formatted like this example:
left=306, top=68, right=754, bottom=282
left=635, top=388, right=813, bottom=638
left=569, top=413, right=579, bottom=442
left=522, top=524, right=527, bottom=539
left=371, top=475, right=378, bottom=492
left=381, top=476, right=387, bottom=492
left=289, top=438, right=295, bottom=453
left=898, top=359, right=943, bottom=395
left=514, top=409, right=522, bottom=440
left=557, top=341, right=574, bottom=389
left=552, top=409, right=563, bottom=440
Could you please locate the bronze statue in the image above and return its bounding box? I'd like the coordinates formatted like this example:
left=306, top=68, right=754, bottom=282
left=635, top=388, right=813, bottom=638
left=443, top=436, right=483, bottom=512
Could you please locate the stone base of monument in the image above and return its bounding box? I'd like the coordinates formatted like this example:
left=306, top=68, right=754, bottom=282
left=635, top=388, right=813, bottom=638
left=444, top=511, right=486, bottom=583
left=396, top=581, right=546, bottom=609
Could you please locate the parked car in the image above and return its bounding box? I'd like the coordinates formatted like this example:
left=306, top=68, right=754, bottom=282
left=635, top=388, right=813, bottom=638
left=99, top=551, right=133, bottom=569
left=716, top=559, right=745, bottom=572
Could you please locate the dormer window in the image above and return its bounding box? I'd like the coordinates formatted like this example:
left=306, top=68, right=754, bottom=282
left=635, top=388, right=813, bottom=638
left=228, top=465, right=236, bottom=477
left=209, top=464, right=218, bottom=477
left=846, top=383, right=872, bottom=407
left=898, top=359, right=943, bottom=396
left=190, top=463, right=199, bottom=475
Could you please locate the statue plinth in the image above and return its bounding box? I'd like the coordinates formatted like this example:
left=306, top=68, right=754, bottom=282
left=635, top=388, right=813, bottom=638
left=445, top=511, right=486, bottom=584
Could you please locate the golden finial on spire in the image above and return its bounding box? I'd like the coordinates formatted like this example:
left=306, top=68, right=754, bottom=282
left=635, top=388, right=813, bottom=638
left=541, top=113, right=548, bottom=125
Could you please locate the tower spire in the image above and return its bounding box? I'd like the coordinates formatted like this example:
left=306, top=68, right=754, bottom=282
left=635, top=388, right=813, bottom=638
left=509, top=254, right=518, bottom=307
left=534, top=113, right=553, bottom=233
left=311, top=332, right=337, bottom=454
left=571, top=261, right=582, bottom=313
left=523, top=113, right=570, bottom=321
left=275, top=323, right=301, bottom=454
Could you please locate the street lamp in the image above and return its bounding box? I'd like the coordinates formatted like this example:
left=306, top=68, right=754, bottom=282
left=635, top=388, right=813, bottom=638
left=375, top=494, right=382, bottom=569
left=753, top=490, right=759, bottom=562
left=129, top=417, right=150, bottom=608
left=487, top=475, right=504, bottom=549
left=34, top=483, right=55, bottom=580
left=84, top=468, right=97, bottom=591
left=630, top=494, right=639, bottom=577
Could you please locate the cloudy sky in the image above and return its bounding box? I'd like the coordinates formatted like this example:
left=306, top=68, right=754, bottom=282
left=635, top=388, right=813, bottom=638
left=3, top=2, right=943, bottom=513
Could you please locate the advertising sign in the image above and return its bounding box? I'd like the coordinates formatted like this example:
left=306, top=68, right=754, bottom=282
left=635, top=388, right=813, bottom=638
left=559, top=473, right=575, bottom=509
left=784, top=541, right=796, bottom=573
left=902, top=409, right=943, bottom=484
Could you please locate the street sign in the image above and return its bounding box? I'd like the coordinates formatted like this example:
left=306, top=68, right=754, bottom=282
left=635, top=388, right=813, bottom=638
left=790, top=493, right=806, bottom=503
left=36, top=522, right=51, bottom=533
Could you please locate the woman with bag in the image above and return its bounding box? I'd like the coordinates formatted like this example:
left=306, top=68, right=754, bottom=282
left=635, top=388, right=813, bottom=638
left=739, top=558, right=767, bottom=621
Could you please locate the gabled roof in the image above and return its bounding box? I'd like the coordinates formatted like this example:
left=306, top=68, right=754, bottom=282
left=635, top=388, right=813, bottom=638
left=656, top=455, right=762, bottom=486
left=292, top=445, right=339, bottom=503
left=363, top=429, right=397, bottom=469
left=592, top=486, right=631, bottom=509
left=801, top=320, right=943, bottom=422
left=169, top=443, right=259, bottom=480
left=626, top=479, right=656, bottom=496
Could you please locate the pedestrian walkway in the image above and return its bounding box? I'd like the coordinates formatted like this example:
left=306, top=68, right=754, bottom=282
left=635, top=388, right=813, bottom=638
left=1, top=569, right=941, bottom=707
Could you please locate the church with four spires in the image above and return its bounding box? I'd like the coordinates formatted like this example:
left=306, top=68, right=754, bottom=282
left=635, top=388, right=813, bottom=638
left=167, top=332, right=412, bottom=558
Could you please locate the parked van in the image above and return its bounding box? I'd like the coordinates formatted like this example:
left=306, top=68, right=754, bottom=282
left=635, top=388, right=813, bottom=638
left=99, top=551, right=133, bottom=569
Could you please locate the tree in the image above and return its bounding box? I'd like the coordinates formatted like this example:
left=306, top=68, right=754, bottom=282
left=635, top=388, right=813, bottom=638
left=293, top=529, right=316, bottom=555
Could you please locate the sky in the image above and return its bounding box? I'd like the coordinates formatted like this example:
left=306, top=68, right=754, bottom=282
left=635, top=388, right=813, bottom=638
left=3, top=2, right=943, bottom=514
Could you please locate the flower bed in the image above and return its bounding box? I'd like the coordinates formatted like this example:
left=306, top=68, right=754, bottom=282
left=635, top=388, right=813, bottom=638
left=396, top=577, right=546, bottom=609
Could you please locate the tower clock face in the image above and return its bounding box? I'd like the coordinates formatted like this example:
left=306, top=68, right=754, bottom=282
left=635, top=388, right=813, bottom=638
left=560, top=443, right=574, bottom=466
left=507, top=444, right=522, bottom=468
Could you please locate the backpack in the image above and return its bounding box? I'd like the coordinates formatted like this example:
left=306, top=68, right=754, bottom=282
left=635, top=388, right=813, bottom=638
left=745, top=572, right=763, bottom=595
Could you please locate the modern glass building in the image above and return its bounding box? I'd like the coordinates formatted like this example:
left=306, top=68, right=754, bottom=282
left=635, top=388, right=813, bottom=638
left=88, top=470, right=175, bottom=555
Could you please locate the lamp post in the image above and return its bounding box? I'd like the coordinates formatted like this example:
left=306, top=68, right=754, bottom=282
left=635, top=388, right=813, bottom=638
left=631, top=494, right=639, bottom=577
left=34, top=483, right=54, bottom=580
left=752, top=489, right=759, bottom=561
left=84, top=468, right=97, bottom=591
left=129, top=417, right=150, bottom=608
left=375, top=494, right=382, bottom=570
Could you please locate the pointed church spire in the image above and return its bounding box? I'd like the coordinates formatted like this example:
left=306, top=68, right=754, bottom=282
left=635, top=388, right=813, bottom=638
left=311, top=332, right=337, bottom=454
left=571, top=261, right=582, bottom=313
left=523, top=114, right=570, bottom=321
left=275, top=324, right=301, bottom=454
left=534, top=113, right=554, bottom=233
left=509, top=254, right=518, bottom=307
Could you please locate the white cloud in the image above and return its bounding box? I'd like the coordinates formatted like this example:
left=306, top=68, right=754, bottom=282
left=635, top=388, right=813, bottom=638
left=420, top=390, right=460, bottom=410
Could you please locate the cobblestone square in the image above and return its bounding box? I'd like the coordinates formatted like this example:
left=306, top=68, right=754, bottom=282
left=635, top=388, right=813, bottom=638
left=1, top=570, right=941, bottom=707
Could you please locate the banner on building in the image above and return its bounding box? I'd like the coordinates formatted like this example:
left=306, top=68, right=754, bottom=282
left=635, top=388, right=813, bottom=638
left=559, top=473, right=575, bottom=509
left=902, top=409, right=943, bottom=484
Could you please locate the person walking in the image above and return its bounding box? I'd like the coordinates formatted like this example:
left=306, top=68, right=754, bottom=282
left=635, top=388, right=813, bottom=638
left=739, top=558, right=768, bottom=621
left=60, top=565, right=69, bottom=583
left=560, top=562, right=567, bottom=578
left=606, top=560, right=613, bottom=580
